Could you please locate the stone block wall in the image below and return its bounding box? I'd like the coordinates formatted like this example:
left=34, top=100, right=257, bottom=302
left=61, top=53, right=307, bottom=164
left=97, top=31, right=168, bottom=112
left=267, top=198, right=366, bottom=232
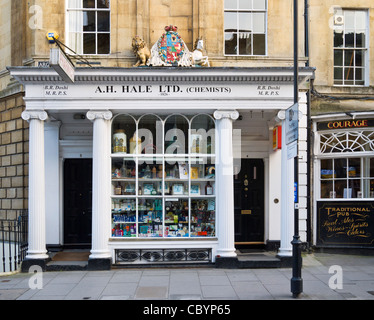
left=0, top=93, right=27, bottom=220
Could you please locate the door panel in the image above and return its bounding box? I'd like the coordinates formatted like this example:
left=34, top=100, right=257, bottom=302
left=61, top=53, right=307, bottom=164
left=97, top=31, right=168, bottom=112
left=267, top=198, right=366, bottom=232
left=63, top=159, right=92, bottom=245
left=234, top=159, right=265, bottom=243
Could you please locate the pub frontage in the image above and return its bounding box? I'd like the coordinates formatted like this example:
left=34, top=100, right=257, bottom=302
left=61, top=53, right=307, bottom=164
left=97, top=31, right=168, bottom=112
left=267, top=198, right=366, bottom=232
left=9, top=64, right=314, bottom=270
left=312, top=114, right=374, bottom=250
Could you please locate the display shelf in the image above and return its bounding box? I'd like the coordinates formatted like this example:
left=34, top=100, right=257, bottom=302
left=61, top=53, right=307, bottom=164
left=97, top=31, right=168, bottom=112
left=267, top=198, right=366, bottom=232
left=190, top=198, right=215, bottom=237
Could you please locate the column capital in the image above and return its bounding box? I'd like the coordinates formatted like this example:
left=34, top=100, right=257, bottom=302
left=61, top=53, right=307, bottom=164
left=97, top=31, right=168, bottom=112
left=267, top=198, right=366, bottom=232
left=86, top=110, right=112, bottom=121
left=21, top=110, right=48, bottom=122
left=213, top=110, right=239, bottom=121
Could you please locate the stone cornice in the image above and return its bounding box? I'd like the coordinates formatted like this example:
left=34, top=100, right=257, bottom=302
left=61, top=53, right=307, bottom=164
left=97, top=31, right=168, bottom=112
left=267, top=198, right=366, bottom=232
left=7, top=66, right=315, bottom=85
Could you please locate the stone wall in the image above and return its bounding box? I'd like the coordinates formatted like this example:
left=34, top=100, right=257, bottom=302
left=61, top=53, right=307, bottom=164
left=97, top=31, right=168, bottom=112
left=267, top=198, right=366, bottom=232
left=0, top=93, right=27, bottom=220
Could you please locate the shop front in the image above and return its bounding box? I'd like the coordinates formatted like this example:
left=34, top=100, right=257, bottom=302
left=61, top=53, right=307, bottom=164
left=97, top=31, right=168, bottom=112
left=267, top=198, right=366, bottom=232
left=10, top=66, right=313, bottom=270
left=313, top=114, right=374, bottom=249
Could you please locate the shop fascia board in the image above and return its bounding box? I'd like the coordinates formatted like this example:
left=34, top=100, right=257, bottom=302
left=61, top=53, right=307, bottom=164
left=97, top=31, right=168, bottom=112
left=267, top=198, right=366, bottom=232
left=8, top=66, right=314, bottom=85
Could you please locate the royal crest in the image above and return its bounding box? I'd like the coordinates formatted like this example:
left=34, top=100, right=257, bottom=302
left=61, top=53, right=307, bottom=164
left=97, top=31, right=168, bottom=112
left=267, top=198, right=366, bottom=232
left=158, top=25, right=185, bottom=64
left=148, top=25, right=192, bottom=67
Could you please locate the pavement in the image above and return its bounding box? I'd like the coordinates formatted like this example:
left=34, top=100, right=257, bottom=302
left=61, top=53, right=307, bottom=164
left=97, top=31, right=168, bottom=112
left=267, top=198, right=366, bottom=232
left=0, top=252, right=374, bottom=301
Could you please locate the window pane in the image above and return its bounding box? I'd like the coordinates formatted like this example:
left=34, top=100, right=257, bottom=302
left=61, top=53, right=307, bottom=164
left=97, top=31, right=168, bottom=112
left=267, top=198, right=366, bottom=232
left=224, top=12, right=237, bottom=31
left=321, top=159, right=334, bottom=178
left=98, top=33, right=110, bottom=54
left=349, top=179, right=361, bottom=198
left=253, top=0, right=266, bottom=10
left=334, top=50, right=343, bottom=66
left=348, top=158, right=360, bottom=177
left=335, top=180, right=347, bottom=198
left=239, top=34, right=252, bottom=55
left=335, top=159, right=347, bottom=178
left=83, top=11, right=95, bottom=31
left=355, top=11, right=366, bottom=30
left=239, top=12, right=252, bottom=31
left=334, top=30, right=343, bottom=47
left=253, top=12, right=265, bottom=33
left=355, top=50, right=364, bottom=67
left=69, top=11, right=83, bottom=32
left=83, top=0, right=95, bottom=8
left=253, top=33, right=265, bottom=55
left=321, top=181, right=334, bottom=198
left=355, top=68, right=364, bottom=84
left=97, top=11, right=110, bottom=31
left=356, top=31, right=365, bottom=48
left=225, top=33, right=237, bottom=54
left=334, top=67, right=343, bottom=82
left=84, top=33, right=96, bottom=54
left=225, top=0, right=238, bottom=9
left=344, top=50, right=354, bottom=67
left=344, top=32, right=354, bottom=48
left=68, top=0, right=82, bottom=8
left=239, top=0, right=252, bottom=10
left=344, top=67, right=354, bottom=83
left=68, top=32, right=83, bottom=54
left=97, top=0, right=110, bottom=9
left=371, top=159, right=374, bottom=177
left=344, top=11, right=355, bottom=29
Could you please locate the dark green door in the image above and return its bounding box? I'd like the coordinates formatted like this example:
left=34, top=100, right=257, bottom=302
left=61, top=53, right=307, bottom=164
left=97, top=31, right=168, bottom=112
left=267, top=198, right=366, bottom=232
left=63, top=159, right=92, bottom=245
left=234, top=159, right=265, bottom=243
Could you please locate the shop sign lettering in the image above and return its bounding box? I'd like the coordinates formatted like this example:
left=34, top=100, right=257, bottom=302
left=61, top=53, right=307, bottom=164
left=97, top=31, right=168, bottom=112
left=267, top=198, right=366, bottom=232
left=317, top=119, right=374, bottom=131
left=317, top=201, right=374, bottom=247
left=93, top=85, right=232, bottom=96
left=44, top=85, right=68, bottom=96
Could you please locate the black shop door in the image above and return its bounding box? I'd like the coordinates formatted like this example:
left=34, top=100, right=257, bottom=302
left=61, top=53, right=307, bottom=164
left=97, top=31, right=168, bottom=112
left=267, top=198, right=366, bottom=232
left=63, top=159, right=92, bottom=246
left=234, top=159, right=265, bottom=244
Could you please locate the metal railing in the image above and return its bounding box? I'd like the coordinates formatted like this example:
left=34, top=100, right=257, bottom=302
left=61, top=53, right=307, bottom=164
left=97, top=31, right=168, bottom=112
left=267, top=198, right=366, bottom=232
left=0, top=211, right=28, bottom=273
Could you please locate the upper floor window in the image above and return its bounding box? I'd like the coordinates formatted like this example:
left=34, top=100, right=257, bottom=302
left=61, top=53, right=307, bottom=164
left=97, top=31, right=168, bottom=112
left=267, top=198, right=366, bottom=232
left=333, top=9, right=368, bottom=86
left=224, top=0, right=267, bottom=56
left=67, top=0, right=110, bottom=55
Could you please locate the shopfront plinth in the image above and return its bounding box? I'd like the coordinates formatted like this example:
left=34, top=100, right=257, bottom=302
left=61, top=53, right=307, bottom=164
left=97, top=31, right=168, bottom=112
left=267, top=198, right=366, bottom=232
left=86, top=110, right=113, bottom=270
left=214, top=110, right=239, bottom=267
left=21, top=110, right=50, bottom=272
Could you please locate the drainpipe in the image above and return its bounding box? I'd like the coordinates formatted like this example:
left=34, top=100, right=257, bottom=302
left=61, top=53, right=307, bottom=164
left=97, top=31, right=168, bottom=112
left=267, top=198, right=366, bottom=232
left=304, top=0, right=312, bottom=247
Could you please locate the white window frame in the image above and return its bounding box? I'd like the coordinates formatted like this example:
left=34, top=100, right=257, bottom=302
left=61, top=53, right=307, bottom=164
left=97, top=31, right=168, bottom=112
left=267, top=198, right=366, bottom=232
left=224, top=0, right=268, bottom=56
left=315, top=127, right=374, bottom=200
left=333, top=9, right=369, bottom=86
left=66, top=0, right=111, bottom=56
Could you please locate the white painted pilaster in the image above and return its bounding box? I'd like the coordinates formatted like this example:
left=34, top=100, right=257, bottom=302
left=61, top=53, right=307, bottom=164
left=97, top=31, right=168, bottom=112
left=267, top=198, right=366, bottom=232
left=277, top=111, right=294, bottom=257
left=86, top=110, right=113, bottom=260
left=21, top=110, right=49, bottom=260
left=214, top=110, right=239, bottom=258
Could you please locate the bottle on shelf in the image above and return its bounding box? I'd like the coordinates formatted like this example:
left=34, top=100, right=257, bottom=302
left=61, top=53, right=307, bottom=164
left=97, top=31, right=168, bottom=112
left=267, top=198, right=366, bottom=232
left=205, top=181, right=213, bottom=195
left=114, top=183, right=122, bottom=195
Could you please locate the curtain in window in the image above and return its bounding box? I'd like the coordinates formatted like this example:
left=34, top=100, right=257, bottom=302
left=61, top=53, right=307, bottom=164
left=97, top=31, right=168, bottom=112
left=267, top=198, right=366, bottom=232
left=68, top=0, right=83, bottom=54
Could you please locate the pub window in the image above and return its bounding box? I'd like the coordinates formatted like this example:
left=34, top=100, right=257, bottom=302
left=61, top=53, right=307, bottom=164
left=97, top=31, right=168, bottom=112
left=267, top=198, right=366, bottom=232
left=318, top=129, right=374, bottom=199
left=333, top=9, right=368, bottom=86
left=67, top=0, right=110, bottom=55
left=224, top=0, right=267, bottom=56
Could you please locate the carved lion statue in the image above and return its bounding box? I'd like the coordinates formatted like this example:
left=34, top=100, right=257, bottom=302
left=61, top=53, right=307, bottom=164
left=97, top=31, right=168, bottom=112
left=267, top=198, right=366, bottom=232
left=131, top=36, right=151, bottom=67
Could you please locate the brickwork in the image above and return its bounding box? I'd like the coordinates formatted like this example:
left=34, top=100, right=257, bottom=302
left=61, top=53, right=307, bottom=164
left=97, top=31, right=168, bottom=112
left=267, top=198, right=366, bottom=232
left=0, top=93, right=28, bottom=220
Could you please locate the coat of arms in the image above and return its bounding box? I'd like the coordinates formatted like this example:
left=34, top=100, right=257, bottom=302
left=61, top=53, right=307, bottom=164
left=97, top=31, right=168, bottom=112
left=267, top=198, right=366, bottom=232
left=148, top=25, right=192, bottom=67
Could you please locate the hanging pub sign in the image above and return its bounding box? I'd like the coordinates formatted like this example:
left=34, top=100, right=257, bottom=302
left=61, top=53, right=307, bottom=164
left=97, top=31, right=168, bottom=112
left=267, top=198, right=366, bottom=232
left=317, top=119, right=374, bottom=131
left=317, top=201, right=374, bottom=248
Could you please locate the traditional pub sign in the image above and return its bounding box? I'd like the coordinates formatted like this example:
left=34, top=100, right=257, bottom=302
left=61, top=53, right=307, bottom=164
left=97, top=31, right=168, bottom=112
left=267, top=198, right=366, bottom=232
left=317, top=201, right=374, bottom=248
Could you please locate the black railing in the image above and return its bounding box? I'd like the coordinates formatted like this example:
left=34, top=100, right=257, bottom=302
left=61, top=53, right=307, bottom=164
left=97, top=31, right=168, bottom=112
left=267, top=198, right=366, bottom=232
left=0, top=211, right=28, bottom=273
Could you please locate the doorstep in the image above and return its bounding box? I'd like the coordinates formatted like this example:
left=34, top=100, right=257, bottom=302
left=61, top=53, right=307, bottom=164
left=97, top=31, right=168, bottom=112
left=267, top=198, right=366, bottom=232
left=215, top=250, right=293, bottom=269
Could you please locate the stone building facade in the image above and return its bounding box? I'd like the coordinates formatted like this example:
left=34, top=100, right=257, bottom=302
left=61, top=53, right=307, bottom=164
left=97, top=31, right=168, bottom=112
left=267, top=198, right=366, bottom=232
left=1, top=0, right=373, bottom=270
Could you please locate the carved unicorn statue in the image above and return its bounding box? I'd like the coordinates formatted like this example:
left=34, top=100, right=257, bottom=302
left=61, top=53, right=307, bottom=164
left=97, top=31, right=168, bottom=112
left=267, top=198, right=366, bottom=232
left=191, top=38, right=210, bottom=67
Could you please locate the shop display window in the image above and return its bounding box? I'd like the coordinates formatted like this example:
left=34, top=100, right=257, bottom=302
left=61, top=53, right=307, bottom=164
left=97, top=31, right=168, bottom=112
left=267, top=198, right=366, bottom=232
left=320, top=157, right=374, bottom=199
left=111, top=113, right=216, bottom=238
